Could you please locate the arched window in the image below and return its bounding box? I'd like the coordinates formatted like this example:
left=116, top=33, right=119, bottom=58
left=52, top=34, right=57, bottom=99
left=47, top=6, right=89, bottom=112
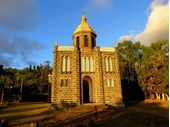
left=84, top=35, right=88, bottom=47
left=92, top=36, right=95, bottom=47
left=76, top=36, right=80, bottom=47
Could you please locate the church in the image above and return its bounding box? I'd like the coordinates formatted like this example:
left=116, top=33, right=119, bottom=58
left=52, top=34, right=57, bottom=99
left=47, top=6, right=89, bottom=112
left=51, top=16, right=124, bottom=106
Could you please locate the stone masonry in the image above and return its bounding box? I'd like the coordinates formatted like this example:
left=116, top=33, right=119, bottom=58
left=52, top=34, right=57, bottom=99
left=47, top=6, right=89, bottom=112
left=50, top=16, right=124, bottom=107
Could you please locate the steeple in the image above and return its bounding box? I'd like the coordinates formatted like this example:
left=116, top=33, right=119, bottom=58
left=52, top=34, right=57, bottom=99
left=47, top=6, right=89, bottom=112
left=73, top=15, right=96, bottom=35
left=72, top=16, right=97, bottom=51
left=81, top=15, right=87, bottom=23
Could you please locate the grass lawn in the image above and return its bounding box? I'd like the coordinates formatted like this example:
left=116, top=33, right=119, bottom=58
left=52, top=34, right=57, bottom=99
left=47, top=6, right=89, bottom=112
left=0, top=102, right=51, bottom=126
left=52, top=100, right=169, bottom=127
left=0, top=100, right=168, bottom=127
left=128, top=100, right=169, bottom=118
left=95, top=100, right=169, bottom=127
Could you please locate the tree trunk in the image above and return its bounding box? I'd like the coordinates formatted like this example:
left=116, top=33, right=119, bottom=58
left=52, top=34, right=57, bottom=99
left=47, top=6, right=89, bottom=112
left=165, top=93, right=169, bottom=100
left=149, top=93, right=152, bottom=99
left=20, top=78, right=23, bottom=94
left=162, top=93, right=165, bottom=100
left=151, top=93, right=155, bottom=100
left=158, top=94, right=160, bottom=100
left=1, top=91, right=4, bottom=104
left=156, top=93, right=159, bottom=100
left=144, top=92, right=148, bottom=99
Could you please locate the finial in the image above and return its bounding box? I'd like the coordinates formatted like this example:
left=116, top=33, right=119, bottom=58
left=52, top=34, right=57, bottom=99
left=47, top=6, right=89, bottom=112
left=81, top=15, right=87, bottom=23
left=55, top=41, right=58, bottom=46
left=113, top=42, right=117, bottom=48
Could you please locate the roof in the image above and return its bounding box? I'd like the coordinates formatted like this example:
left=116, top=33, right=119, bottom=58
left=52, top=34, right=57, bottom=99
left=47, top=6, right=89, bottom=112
left=73, top=16, right=96, bottom=35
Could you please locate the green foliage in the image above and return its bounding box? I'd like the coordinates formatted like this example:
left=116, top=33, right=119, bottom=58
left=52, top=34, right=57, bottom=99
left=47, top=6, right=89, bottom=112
left=50, top=103, right=60, bottom=111
left=0, top=61, right=52, bottom=102
left=58, top=100, right=78, bottom=110
left=118, top=40, right=168, bottom=100
left=137, top=40, right=168, bottom=98
left=118, top=41, right=143, bottom=82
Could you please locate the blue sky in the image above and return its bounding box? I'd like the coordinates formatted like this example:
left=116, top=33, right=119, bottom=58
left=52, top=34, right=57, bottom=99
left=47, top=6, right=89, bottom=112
left=0, top=0, right=168, bottom=68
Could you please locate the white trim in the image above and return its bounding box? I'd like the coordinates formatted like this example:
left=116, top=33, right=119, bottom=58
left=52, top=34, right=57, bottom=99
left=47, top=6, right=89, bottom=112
left=90, top=57, right=94, bottom=72
left=62, top=56, right=66, bottom=72
left=107, top=79, right=110, bottom=87
left=109, top=57, right=113, bottom=71
left=86, top=57, right=90, bottom=72
left=81, top=57, right=85, bottom=72
left=67, top=57, right=70, bottom=71
left=100, top=47, right=115, bottom=52
left=58, top=46, right=74, bottom=51
left=106, top=57, right=109, bottom=71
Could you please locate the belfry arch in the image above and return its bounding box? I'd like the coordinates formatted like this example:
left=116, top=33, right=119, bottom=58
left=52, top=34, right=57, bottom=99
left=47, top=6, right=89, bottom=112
left=82, top=76, right=93, bottom=103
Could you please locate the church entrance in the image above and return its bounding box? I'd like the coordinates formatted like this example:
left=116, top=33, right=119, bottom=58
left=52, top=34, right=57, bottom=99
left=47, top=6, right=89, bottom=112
left=83, top=80, right=89, bottom=103
left=82, top=76, right=93, bottom=103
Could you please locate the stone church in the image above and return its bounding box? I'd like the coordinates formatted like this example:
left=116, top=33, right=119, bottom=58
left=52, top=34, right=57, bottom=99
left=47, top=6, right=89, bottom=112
left=50, top=16, right=124, bottom=106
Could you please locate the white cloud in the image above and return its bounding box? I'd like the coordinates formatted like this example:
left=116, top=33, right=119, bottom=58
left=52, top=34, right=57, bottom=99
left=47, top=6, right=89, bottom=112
left=135, top=0, right=169, bottom=46
left=119, top=34, right=134, bottom=42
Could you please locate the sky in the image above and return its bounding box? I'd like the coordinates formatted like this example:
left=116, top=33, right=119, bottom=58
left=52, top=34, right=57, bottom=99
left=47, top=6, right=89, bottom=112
left=0, top=0, right=169, bottom=69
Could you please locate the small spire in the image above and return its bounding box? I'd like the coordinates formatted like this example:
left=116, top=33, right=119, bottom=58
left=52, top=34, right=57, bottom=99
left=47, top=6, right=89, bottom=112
left=81, top=15, right=87, bottom=23
left=55, top=41, right=58, bottom=46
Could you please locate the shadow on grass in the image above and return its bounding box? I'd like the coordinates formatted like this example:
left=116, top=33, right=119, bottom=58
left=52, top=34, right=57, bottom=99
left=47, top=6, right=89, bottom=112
left=96, top=101, right=169, bottom=127
left=123, top=100, right=142, bottom=107
left=41, top=110, right=95, bottom=127
left=0, top=104, right=7, bottom=110
left=129, top=101, right=169, bottom=118
left=0, top=109, right=52, bottom=122
left=0, top=106, right=48, bottom=114
left=4, top=102, right=50, bottom=109
left=46, top=102, right=169, bottom=127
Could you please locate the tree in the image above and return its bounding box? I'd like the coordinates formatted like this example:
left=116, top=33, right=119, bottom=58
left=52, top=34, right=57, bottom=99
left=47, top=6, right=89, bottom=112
left=117, top=41, right=144, bottom=100
left=36, top=61, right=52, bottom=102
left=0, top=60, right=52, bottom=103
left=137, top=40, right=168, bottom=100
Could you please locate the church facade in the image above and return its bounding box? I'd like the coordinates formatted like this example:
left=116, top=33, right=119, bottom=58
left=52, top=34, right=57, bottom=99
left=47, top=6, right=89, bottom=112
left=51, top=16, right=124, bottom=106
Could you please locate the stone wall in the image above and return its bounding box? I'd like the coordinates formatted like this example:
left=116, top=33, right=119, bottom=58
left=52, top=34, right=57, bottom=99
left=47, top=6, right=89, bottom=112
left=93, top=47, right=104, bottom=104
left=101, top=49, right=124, bottom=107
left=51, top=44, right=124, bottom=107
left=52, top=46, right=82, bottom=104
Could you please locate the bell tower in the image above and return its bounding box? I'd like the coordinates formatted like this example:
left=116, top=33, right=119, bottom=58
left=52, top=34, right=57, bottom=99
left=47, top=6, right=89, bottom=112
left=72, top=16, right=97, bottom=51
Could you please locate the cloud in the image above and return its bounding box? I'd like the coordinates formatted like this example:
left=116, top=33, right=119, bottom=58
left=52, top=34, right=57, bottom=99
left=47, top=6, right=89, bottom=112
left=135, top=0, right=169, bottom=45
left=0, top=54, right=13, bottom=67
left=0, top=0, right=40, bottom=31
left=0, top=0, right=43, bottom=68
left=91, top=0, right=112, bottom=9
left=0, top=32, right=44, bottom=68
left=119, top=34, right=134, bottom=42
